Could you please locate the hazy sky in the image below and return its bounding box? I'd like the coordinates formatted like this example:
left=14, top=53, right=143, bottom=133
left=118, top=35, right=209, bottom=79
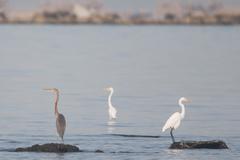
left=7, top=0, right=240, bottom=10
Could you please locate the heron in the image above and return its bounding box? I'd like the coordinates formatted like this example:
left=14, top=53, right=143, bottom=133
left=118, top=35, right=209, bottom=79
left=44, top=88, right=66, bottom=142
left=162, top=97, right=190, bottom=143
left=105, top=87, right=117, bottom=120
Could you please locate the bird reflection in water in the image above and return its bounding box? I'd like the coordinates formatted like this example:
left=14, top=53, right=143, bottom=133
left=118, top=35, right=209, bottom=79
left=107, top=120, right=116, bottom=133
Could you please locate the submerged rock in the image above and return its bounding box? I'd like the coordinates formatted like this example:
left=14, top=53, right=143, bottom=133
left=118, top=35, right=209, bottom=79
left=169, top=140, right=228, bottom=149
left=95, top=149, right=104, bottom=153
left=15, top=143, right=80, bottom=153
left=111, top=134, right=160, bottom=138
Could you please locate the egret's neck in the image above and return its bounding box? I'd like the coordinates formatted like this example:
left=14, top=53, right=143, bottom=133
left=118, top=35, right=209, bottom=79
left=108, top=90, right=114, bottom=108
left=54, top=91, right=59, bottom=115
left=178, top=101, right=185, bottom=119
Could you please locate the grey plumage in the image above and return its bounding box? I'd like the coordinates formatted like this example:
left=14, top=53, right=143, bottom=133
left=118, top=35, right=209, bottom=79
left=56, top=113, right=66, bottom=141
left=44, top=88, right=67, bottom=143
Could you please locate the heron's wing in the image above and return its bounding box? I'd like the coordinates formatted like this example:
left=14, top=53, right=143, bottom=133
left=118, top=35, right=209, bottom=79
left=56, top=114, right=66, bottom=140
left=162, top=112, right=181, bottom=132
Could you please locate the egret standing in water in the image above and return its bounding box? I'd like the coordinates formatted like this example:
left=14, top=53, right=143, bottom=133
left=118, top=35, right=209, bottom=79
left=44, top=88, right=66, bottom=142
left=105, top=87, right=117, bottom=120
left=162, top=97, right=190, bottom=143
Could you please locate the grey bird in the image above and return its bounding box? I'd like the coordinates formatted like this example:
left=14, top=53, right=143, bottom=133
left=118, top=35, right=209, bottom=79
left=44, top=88, right=66, bottom=142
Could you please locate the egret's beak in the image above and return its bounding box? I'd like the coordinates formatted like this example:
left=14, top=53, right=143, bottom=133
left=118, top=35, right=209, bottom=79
left=104, top=88, right=109, bottom=91
left=186, top=98, right=191, bottom=103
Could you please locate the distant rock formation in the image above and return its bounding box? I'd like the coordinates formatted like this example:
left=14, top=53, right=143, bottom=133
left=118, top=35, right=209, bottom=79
left=0, top=11, right=6, bottom=22
left=33, top=10, right=77, bottom=24
left=169, top=140, right=228, bottom=149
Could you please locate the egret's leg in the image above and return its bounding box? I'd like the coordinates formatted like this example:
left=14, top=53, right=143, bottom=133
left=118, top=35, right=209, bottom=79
left=170, top=128, right=175, bottom=143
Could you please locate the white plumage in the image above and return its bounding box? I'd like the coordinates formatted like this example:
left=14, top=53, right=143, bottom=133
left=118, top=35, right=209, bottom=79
left=162, top=97, right=190, bottom=143
left=109, top=104, right=117, bottom=119
left=162, top=112, right=181, bottom=132
left=105, top=87, right=117, bottom=120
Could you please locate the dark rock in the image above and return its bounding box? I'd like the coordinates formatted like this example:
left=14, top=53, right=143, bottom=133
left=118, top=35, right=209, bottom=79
left=95, top=149, right=104, bottom=153
left=15, top=143, right=80, bottom=153
left=165, top=13, right=176, bottom=21
left=0, top=12, right=7, bottom=21
left=169, top=140, right=228, bottom=149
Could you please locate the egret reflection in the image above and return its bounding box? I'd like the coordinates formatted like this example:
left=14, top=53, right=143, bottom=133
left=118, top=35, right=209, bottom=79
left=107, top=120, right=116, bottom=133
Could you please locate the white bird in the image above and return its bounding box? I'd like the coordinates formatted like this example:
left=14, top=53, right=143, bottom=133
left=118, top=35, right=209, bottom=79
left=105, top=87, right=117, bottom=120
left=162, top=97, right=190, bottom=143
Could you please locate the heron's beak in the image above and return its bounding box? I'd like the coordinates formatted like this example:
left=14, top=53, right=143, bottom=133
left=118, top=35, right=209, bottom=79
left=104, top=88, right=109, bottom=91
left=43, top=88, right=53, bottom=91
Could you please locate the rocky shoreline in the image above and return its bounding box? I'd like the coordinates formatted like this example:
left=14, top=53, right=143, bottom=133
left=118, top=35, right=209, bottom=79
left=1, top=3, right=240, bottom=25
left=1, top=12, right=240, bottom=25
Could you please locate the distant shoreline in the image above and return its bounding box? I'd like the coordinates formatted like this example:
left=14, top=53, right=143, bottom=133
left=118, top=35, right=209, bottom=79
left=1, top=2, right=240, bottom=26
left=1, top=22, right=240, bottom=26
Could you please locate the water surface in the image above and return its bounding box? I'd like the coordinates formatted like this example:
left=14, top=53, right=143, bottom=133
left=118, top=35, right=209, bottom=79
left=0, top=25, right=240, bottom=159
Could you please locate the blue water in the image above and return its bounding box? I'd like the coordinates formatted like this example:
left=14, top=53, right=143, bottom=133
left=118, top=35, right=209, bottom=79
left=0, top=25, right=240, bottom=159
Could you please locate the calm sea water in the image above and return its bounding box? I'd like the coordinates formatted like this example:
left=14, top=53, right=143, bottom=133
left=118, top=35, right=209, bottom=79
left=0, top=25, right=240, bottom=159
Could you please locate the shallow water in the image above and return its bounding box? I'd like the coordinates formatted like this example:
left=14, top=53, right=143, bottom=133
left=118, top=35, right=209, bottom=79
left=0, top=25, right=240, bottom=159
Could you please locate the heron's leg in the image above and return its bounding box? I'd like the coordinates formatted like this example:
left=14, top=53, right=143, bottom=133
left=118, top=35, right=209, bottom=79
left=170, top=128, right=175, bottom=143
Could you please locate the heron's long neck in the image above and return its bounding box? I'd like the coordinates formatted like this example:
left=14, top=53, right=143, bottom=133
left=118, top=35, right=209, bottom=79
left=179, top=102, right=185, bottom=119
left=108, top=90, right=113, bottom=108
left=54, top=92, right=59, bottom=115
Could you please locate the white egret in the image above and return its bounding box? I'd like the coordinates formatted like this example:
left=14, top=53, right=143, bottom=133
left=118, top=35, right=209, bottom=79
left=162, top=97, right=190, bottom=143
left=44, top=88, right=66, bottom=142
left=105, top=87, right=117, bottom=120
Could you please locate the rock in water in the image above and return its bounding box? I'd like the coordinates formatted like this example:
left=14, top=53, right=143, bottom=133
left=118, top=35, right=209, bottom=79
left=15, top=143, right=80, bottom=153
left=169, top=140, right=228, bottom=149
